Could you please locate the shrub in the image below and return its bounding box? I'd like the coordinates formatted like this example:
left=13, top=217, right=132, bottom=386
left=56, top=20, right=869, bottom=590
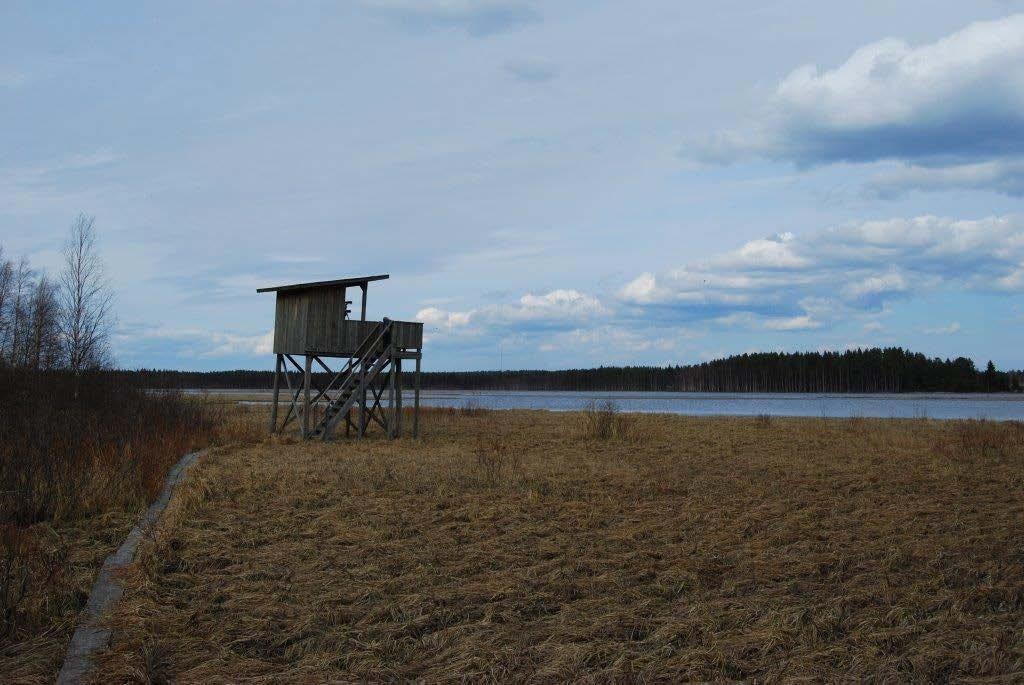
left=578, top=401, right=638, bottom=441
left=0, top=370, right=221, bottom=524
left=459, top=397, right=489, bottom=417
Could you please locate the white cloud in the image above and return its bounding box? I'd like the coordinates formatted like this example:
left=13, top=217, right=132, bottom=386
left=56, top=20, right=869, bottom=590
left=620, top=272, right=672, bottom=306
left=416, top=306, right=473, bottom=338
left=417, top=288, right=608, bottom=341
left=866, top=160, right=1024, bottom=198
left=206, top=330, right=274, bottom=357
left=763, top=315, right=821, bottom=331
left=553, top=325, right=694, bottom=352
left=515, top=289, right=606, bottom=320
left=996, top=267, right=1024, bottom=291
left=620, top=214, right=1024, bottom=330
left=712, top=232, right=809, bottom=269
left=841, top=270, right=908, bottom=301
left=691, top=14, right=1024, bottom=189
left=118, top=325, right=273, bottom=358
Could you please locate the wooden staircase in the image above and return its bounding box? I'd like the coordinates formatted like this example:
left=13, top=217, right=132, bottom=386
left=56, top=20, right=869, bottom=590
left=307, top=318, right=394, bottom=440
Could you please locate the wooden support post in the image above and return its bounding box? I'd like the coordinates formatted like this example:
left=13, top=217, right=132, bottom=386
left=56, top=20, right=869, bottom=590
left=279, top=360, right=303, bottom=430
left=358, top=361, right=367, bottom=438
left=359, top=308, right=369, bottom=437
left=413, top=353, right=421, bottom=438
left=302, top=354, right=312, bottom=438
left=270, top=354, right=282, bottom=433
left=395, top=357, right=403, bottom=438
left=387, top=348, right=396, bottom=439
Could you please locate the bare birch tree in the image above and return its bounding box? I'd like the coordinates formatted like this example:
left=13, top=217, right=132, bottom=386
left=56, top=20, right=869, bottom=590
left=58, top=214, right=114, bottom=378
left=7, top=257, right=33, bottom=368
left=0, top=248, right=13, bottom=365
left=28, top=275, right=61, bottom=370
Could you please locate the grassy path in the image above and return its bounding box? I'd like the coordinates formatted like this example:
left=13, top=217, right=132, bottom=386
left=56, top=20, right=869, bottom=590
left=93, top=410, right=1023, bottom=681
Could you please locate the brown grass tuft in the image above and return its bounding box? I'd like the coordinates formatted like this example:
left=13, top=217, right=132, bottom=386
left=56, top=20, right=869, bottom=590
left=576, top=401, right=644, bottom=442
left=459, top=397, right=490, bottom=418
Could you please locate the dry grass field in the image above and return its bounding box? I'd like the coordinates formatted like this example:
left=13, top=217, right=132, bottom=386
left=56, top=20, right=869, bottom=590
left=84, top=408, right=1024, bottom=681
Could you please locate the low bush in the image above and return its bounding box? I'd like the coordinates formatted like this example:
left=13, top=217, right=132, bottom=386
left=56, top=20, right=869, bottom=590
left=473, top=433, right=521, bottom=486
left=459, top=397, right=490, bottom=417
left=0, top=370, right=219, bottom=524
left=577, top=401, right=639, bottom=441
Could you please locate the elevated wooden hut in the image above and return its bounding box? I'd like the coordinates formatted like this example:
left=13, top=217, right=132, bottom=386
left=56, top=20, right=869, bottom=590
left=257, top=275, right=423, bottom=440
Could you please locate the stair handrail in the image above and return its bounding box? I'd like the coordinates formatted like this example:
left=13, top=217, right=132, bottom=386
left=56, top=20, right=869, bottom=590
left=309, top=318, right=392, bottom=410
left=314, top=318, right=393, bottom=427
left=332, top=318, right=391, bottom=400
left=320, top=346, right=393, bottom=440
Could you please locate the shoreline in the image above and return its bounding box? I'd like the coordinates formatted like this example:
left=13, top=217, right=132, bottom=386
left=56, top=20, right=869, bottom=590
left=169, top=387, right=1024, bottom=401
left=168, top=388, right=1024, bottom=421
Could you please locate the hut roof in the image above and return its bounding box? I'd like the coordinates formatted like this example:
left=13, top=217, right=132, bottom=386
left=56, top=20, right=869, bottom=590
left=256, top=274, right=389, bottom=294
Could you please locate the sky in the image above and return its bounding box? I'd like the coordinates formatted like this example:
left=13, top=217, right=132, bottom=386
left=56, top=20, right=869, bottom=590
left=3, top=1, right=1024, bottom=372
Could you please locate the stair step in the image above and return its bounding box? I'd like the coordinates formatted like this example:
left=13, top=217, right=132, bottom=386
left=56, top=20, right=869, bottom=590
left=309, top=337, right=393, bottom=440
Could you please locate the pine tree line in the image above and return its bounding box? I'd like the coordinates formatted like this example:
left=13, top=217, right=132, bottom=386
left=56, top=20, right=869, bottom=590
left=117, top=347, right=1022, bottom=393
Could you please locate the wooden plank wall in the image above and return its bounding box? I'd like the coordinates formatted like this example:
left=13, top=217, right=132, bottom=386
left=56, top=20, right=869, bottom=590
left=273, top=291, right=308, bottom=354
left=305, top=286, right=349, bottom=351
left=273, top=286, right=423, bottom=356
left=391, top=321, right=424, bottom=350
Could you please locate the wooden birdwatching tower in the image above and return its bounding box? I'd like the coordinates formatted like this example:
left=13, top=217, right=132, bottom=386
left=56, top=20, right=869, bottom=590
left=257, top=274, right=423, bottom=440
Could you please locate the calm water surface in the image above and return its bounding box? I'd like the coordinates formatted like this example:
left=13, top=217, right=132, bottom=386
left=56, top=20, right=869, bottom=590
left=208, top=388, right=1024, bottom=421
left=413, top=390, right=1024, bottom=421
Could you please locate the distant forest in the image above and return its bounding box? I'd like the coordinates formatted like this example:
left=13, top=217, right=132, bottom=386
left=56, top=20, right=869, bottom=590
left=118, top=347, right=1021, bottom=393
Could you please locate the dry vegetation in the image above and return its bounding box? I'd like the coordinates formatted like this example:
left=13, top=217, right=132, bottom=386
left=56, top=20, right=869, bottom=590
left=86, top=407, right=1024, bottom=682
left=0, top=374, right=266, bottom=685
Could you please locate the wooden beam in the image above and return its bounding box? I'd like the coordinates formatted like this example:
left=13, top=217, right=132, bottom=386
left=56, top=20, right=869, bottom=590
left=413, top=353, right=421, bottom=438
left=359, top=323, right=368, bottom=437
left=313, top=356, right=333, bottom=375
left=366, top=379, right=388, bottom=432
left=387, top=345, right=396, bottom=438
left=302, top=355, right=313, bottom=438
left=269, top=354, right=282, bottom=433
left=366, top=386, right=388, bottom=432
left=279, top=364, right=303, bottom=430
left=284, top=354, right=304, bottom=374
left=395, top=357, right=403, bottom=438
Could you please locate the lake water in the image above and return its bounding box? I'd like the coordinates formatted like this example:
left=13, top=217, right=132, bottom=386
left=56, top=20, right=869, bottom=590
left=411, top=390, right=1024, bottom=421
left=206, top=388, right=1024, bottom=421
